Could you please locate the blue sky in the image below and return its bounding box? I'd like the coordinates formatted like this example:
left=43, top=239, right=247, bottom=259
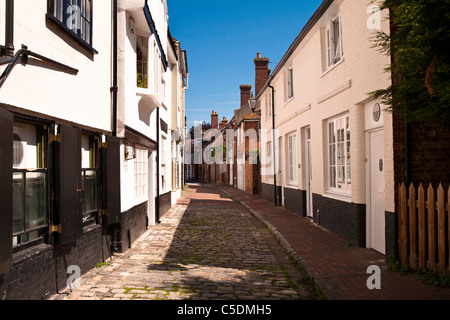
left=167, top=0, right=324, bottom=130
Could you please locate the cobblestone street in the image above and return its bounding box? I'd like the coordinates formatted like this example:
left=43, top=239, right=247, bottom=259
left=55, top=184, right=319, bottom=300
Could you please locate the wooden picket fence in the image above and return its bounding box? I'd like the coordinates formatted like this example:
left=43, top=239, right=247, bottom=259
left=398, top=183, right=450, bottom=272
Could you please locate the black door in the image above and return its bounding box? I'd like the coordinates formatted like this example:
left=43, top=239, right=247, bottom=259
left=54, top=124, right=83, bottom=245
left=102, top=135, right=121, bottom=225
left=0, top=108, right=13, bottom=275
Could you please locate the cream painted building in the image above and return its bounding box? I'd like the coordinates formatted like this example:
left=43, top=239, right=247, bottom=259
left=258, top=0, right=393, bottom=255
left=116, top=0, right=188, bottom=233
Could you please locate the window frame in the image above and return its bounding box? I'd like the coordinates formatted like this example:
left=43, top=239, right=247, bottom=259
left=287, top=132, right=298, bottom=185
left=47, top=0, right=97, bottom=54
left=134, top=148, right=148, bottom=201
left=137, top=34, right=149, bottom=89
left=327, top=113, right=351, bottom=196
left=12, top=121, right=49, bottom=252
left=286, top=67, right=294, bottom=100
left=81, top=133, right=99, bottom=225
left=326, top=15, right=343, bottom=69
left=265, top=92, right=272, bottom=119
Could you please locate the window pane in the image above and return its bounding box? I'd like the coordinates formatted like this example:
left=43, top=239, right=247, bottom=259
left=13, top=172, right=25, bottom=234
left=330, top=167, right=336, bottom=188
left=86, top=0, right=91, bottom=21
left=137, top=36, right=149, bottom=88
left=25, top=172, right=46, bottom=230
left=82, top=170, right=97, bottom=214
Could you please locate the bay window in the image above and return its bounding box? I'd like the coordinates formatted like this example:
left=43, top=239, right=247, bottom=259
left=137, top=35, right=149, bottom=88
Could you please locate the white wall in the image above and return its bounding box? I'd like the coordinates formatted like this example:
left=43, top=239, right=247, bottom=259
left=0, top=0, right=112, bottom=132
left=259, top=0, right=393, bottom=211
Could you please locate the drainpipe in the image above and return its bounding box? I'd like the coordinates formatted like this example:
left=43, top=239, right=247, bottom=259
left=4, top=0, right=14, bottom=58
left=156, top=107, right=161, bottom=223
left=268, top=82, right=277, bottom=206
left=111, top=0, right=118, bottom=136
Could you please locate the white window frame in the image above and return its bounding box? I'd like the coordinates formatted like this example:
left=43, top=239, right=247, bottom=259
left=286, top=67, right=294, bottom=100
left=287, top=132, right=297, bottom=185
left=134, top=148, right=148, bottom=201
left=265, top=92, right=272, bottom=119
left=326, top=16, right=343, bottom=69
left=327, top=114, right=351, bottom=196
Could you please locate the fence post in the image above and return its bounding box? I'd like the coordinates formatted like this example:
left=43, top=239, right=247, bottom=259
left=437, top=184, right=446, bottom=273
left=409, top=183, right=417, bottom=268
left=448, top=186, right=450, bottom=271
left=427, top=184, right=436, bottom=270
left=418, top=183, right=426, bottom=269
left=399, top=183, right=408, bottom=266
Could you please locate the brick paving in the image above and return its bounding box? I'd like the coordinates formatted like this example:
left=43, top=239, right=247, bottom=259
left=52, top=183, right=450, bottom=301
left=219, top=184, right=450, bottom=300
left=53, top=183, right=315, bottom=301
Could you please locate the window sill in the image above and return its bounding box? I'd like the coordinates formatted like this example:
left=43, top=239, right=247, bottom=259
left=283, top=96, right=294, bottom=107
left=46, top=14, right=98, bottom=55
left=322, top=191, right=352, bottom=203
left=321, top=57, right=345, bottom=78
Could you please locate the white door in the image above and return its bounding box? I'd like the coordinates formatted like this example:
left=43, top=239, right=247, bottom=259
left=369, top=130, right=385, bottom=254
left=306, top=131, right=313, bottom=218
left=229, top=163, right=233, bottom=185
left=237, top=162, right=244, bottom=190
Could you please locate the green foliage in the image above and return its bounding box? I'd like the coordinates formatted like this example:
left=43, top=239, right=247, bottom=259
left=96, top=261, right=108, bottom=268
left=387, top=256, right=450, bottom=287
left=137, top=73, right=148, bottom=88
left=370, top=0, right=450, bottom=127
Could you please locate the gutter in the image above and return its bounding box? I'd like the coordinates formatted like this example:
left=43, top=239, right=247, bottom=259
left=144, top=1, right=168, bottom=71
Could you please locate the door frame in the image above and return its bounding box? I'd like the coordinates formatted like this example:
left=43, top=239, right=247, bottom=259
left=304, top=127, right=313, bottom=218
left=366, top=128, right=385, bottom=254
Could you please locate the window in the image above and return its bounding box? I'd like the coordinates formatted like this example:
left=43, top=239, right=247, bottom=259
left=287, top=132, right=297, bottom=184
left=134, top=148, right=148, bottom=200
left=326, top=16, right=343, bottom=68
left=81, top=134, right=98, bottom=224
left=286, top=67, right=294, bottom=100
left=154, top=42, right=162, bottom=94
left=265, top=92, right=272, bottom=118
left=48, top=0, right=93, bottom=45
left=328, top=114, right=351, bottom=194
left=137, top=35, right=149, bottom=88
left=12, top=122, right=47, bottom=250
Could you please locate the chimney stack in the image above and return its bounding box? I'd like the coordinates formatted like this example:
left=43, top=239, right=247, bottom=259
left=254, top=52, right=270, bottom=97
left=211, top=110, right=219, bottom=129
left=219, top=117, right=228, bottom=131
left=240, top=84, right=252, bottom=108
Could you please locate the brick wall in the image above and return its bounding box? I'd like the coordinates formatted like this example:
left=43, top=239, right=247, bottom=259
left=0, top=224, right=107, bottom=300
left=121, top=201, right=148, bottom=251
left=284, top=187, right=306, bottom=217
left=313, top=194, right=366, bottom=247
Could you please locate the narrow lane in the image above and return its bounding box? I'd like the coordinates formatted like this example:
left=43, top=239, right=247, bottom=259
left=56, top=184, right=319, bottom=300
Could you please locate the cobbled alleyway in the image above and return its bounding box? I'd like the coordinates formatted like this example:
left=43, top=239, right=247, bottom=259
left=53, top=184, right=320, bottom=300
